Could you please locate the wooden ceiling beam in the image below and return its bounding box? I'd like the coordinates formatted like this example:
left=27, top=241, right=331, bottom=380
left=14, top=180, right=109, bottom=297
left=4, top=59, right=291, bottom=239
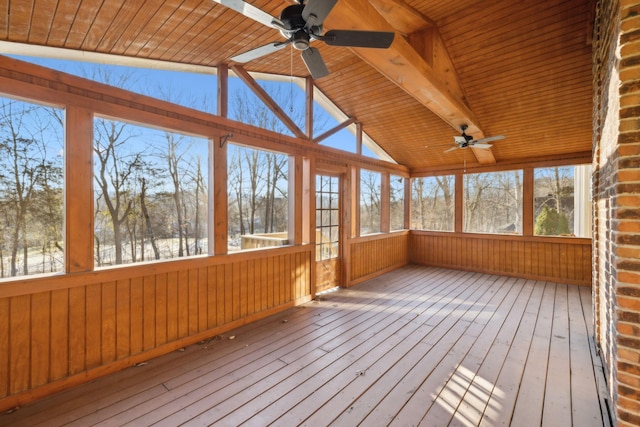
left=367, top=0, right=435, bottom=35
left=326, top=0, right=496, bottom=164
left=313, top=117, right=357, bottom=144
left=231, top=64, right=308, bottom=140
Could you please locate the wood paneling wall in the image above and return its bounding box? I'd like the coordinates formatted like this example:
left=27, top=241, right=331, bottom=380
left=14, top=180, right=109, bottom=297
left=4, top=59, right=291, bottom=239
left=410, top=232, right=592, bottom=286
left=0, top=247, right=312, bottom=407
left=348, top=232, right=409, bottom=285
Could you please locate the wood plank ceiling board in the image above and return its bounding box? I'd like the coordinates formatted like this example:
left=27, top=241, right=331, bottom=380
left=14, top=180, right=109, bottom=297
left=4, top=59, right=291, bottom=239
left=127, top=0, right=219, bottom=59
left=434, top=0, right=593, bottom=164
left=46, top=0, right=84, bottom=45
left=0, top=0, right=594, bottom=170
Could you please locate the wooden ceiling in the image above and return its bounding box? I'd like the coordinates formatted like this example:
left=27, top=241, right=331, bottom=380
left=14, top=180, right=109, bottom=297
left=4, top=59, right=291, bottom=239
left=0, top=0, right=594, bottom=171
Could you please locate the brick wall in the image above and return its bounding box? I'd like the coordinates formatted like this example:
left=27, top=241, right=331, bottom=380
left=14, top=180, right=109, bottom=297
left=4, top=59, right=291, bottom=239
left=593, top=0, right=640, bottom=425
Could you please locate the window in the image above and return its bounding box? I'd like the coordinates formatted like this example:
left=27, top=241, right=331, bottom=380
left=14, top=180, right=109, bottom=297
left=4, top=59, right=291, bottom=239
left=360, top=169, right=381, bottom=235
left=227, top=144, right=289, bottom=251
left=534, top=165, right=592, bottom=237
left=13, top=56, right=216, bottom=114
left=390, top=175, right=405, bottom=231
left=316, top=175, right=340, bottom=260
left=0, top=97, right=64, bottom=277
left=411, top=176, right=455, bottom=231
left=464, top=170, right=523, bottom=234
left=93, top=118, right=209, bottom=266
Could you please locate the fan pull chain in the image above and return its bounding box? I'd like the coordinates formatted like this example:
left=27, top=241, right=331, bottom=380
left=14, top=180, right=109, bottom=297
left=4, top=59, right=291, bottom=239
left=289, top=44, right=294, bottom=114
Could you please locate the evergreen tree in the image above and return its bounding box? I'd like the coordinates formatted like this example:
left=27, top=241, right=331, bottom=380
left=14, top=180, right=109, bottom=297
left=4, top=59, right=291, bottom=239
left=535, top=205, right=570, bottom=235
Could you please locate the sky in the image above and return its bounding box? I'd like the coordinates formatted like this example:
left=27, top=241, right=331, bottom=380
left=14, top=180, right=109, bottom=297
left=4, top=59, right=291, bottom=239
left=10, top=55, right=378, bottom=158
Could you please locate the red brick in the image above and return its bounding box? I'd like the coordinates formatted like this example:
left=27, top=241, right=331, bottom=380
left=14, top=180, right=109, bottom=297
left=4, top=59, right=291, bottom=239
left=619, top=409, right=640, bottom=426
left=621, top=80, right=640, bottom=96
left=619, top=394, right=640, bottom=412
left=618, top=259, right=640, bottom=272
left=621, top=15, right=640, bottom=31
left=619, top=246, right=640, bottom=258
left=620, top=304, right=640, bottom=320
left=619, top=335, right=640, bottom=349
left=621, top=2, right=640, bottom=13
left=620, top=360, right=640, bottom=377
left=619, top=270, right=640, bottom=284
left=617, top=221, right=640, bottom=232
left=620, top=373, right=640, bottom=390
left=621, top=106, right=640, bottom=119
left=619, top=348, right=640, bottom=364
left=621, top=93, right=640, bottom=108
left=617, top=195, right=640, bottom=206
left=619, top=286, right=640, bottom=297
left=621, top=39, right=640, bottom=56
left=620, top=131, right=640, bottom=143
left=618, top=158, right=640, bottom=170
left=619, top=321, right=640, bottom=336
left=620, top=383, right=640, bottom=400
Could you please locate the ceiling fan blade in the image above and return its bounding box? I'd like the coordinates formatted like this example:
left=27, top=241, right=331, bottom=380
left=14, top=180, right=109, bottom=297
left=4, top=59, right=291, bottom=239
left=301, top=47, right=329, bottom=80
left=302, top=0, right=338, bottom=29
left=471, top=143, right=493, bottom=149
left=231, top=41, right=289, bottom=63
left=454, top=136, right=467, bottom=144
left=474, top=135, right=505, bottom=144
left=212, top=0, right=284, bottom=28
left=444, top=146, right=459, bottom=153
left=323, top=30, right=394, bottom=48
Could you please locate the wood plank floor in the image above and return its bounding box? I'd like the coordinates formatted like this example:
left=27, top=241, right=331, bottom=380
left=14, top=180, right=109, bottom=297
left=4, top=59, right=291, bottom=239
left=3, top=266, right=607, bottom=426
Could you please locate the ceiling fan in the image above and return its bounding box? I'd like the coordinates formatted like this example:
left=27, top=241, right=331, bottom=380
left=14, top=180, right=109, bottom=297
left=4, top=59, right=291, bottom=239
left=212, top=0, right=395, bottom=79
left=444, top=125, right=505, bottom=152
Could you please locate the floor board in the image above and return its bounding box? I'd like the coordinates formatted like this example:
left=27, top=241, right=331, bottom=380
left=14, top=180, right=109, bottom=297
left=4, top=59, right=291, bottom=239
left=2, top=266, right=605, bottom=427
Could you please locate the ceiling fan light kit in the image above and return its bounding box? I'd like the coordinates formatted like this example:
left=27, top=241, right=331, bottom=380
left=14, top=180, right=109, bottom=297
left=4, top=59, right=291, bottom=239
left=214, top=0, right=395, bottom=79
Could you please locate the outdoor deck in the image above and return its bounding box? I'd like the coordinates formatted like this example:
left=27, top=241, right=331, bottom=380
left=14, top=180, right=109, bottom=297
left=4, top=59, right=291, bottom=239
left=3, top=265, right=607, bottom=426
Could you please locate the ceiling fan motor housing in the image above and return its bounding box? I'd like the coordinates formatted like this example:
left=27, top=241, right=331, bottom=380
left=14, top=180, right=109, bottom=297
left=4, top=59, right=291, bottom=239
left=279, top=3, right=320, bottom=49
left=280, top=4, right=305, bottom=32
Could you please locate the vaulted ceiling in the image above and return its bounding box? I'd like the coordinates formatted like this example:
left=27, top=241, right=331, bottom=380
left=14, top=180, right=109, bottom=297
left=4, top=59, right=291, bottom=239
left=0, top=0, right=594, bottom=171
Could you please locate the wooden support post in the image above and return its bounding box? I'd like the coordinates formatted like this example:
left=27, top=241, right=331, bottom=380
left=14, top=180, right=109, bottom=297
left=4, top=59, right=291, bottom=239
left=455, top=171, right=464, bottom=233
left=313, top=117, right=357, bottom=144
left=231, top=64, right=307, bottom=139
left=305, top=76, right=314, bottom=139
left=289, top=155, right=303, bottom=245
left=404, top=176, right=411, bottom=230
left=302, top=157, right=315, bottom=245
left=381, top=172, right=391, bottom=233
left=218, top=64, right=228, bottom=118
left=523, top=168, right=534, bottom=236
left=213, top=136, right=228, bottom=255
left=65, top=106, right=94, bottom=272
left=402, top=177, right=413, bottom=230
left=356, top=122, right=363, bottom=156
left=350, top=166, right=360, bottom=237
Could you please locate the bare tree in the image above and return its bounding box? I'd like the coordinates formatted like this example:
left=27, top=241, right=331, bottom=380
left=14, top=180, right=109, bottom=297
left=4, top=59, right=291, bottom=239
left=390, top=176, right=405, bottom=230
left=411, top=176, right=454, bottom=231
left=93, top=118, right=143, bottom=265
left=360, top=170, right=381, bottom=234
left=0, top=99, right=62, bottom=276
left=535, top=166, right=573, bottom=214
left=191, top=157, right=207, bottom=254
left=464, top=173, right=493, bottom=232
left=464, top=171, right=522, bottom=233
left=227, top=82, right=327, bottom=247
left=165, top=132, right=191, bottom=257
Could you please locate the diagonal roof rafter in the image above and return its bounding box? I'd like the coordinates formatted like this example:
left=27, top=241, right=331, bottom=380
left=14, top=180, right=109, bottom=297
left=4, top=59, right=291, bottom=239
left=326, top=0, right=496, bottom=164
